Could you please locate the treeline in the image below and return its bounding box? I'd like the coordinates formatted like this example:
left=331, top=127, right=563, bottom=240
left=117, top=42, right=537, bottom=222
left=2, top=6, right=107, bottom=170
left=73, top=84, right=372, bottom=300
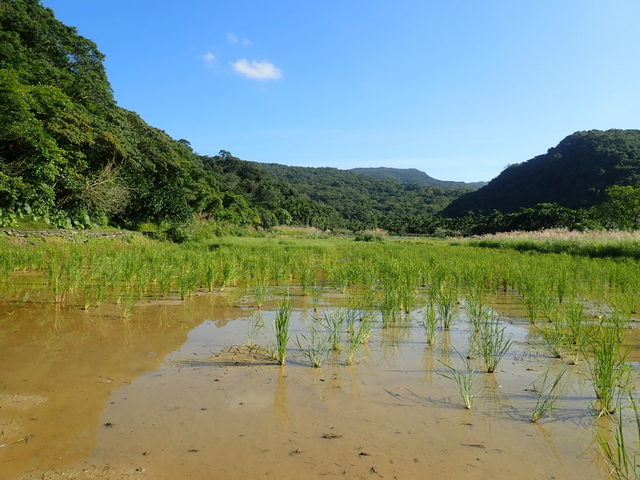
left=444, top=129, right=640, bottom=216
left=1, top=1, right=639, bottom=239
left=257, top=162, right=469, bottom=231
left=387, top=183, right=640, bottom=236
left=0, top=0, right=340, bottom=233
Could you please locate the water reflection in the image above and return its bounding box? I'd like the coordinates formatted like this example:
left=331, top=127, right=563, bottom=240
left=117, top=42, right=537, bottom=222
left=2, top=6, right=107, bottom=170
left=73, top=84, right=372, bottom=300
left=273, top=368, right=290, bottom=426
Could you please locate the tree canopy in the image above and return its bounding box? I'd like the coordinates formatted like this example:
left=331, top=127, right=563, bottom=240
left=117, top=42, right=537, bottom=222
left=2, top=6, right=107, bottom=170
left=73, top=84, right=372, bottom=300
left=444, top=130, right=640, bottom=217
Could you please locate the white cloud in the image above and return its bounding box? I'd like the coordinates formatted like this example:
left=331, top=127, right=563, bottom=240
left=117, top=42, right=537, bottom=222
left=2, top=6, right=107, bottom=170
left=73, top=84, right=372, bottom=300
left=231, top=58, right=282, bottom=80
left=203, top=52, right=216, bottom=66
left=226, top=33, right=251, bottom=46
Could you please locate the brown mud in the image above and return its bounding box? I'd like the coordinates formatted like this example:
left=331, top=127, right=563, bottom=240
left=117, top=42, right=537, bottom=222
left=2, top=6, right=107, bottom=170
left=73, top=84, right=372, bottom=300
left=1, top=290, right=637, bottom=479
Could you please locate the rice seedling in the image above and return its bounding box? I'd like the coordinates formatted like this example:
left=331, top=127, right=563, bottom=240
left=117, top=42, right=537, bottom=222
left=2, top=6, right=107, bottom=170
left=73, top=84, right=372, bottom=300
left=584, top=322, right=630, bottom=416
left=436, top=282, right=458, bottom=330
left=219, top=260, right=238, bottom=291
left=296, top=325, right=330, bottom=368
left=297, top=260, right=314, bottom=295
left=120, top=290, right=136, bottom=318
left=322, top=309, right=345, bottom=351
left=565, top=299, right=586, bottom=345
left=465, top=294, right=492, bottom=333
left=246, top=313, right=265, bottom=347
left=530, top=368, right=566, bottom=423
left=345, top=313, right=375, bottom=365
left=178, top=266, right=198, bottom=299
left=439, top=350, right=476, bottom=409
left=380, top=284, right=402, bottom=326
left=310, top=283, right=323, bottom=311
left=417, top=300, right=438, bottom=346
left=518, top=276, right=555, bottom=324
left=536, top=317, right=568, bottom=360
left=272, top=297, right=293, bottom=365
left=204, top=263, right=216, bottom=292
left=472, top=314, right=512, bottom=373
left=601, top=391, right=640, bottom=480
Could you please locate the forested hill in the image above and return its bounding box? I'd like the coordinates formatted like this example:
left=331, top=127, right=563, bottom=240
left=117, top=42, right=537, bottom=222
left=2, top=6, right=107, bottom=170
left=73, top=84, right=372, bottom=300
left=0, top=0, right=335, bottom=230
left=0, top=0, right=468, bottom=233
left=349, top=167, right=486, bottom=190
left=255, top=162, right=470, bottom=230
left=444, top=129, right=640, bottom=217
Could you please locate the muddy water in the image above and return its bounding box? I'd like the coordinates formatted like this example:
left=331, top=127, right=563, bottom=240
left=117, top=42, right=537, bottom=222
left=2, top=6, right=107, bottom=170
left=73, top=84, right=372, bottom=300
left=1, top=291, right=635, bottom=479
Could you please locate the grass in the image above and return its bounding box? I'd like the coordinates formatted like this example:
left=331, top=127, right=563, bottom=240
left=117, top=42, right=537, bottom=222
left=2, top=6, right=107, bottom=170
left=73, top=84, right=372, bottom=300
left=472, top=314, right=513, bottom=373
left=418, top=300, right=438, bottom=345
left=439, top=350, right=476, bottom=409
left=322, top=309, right=345, bottom=351
left=599, top=392, right=640, bottom=480
left=272, top=297, right=293, bottom=365
left=345, top=313, right=375, bottom=365
left=296, top=324, right=330, bottom=368
left=467, top=229, right=640, bottom=260
left=584, top=321, right=630, bottom=416
left=530, top=369, right=566, bottom=423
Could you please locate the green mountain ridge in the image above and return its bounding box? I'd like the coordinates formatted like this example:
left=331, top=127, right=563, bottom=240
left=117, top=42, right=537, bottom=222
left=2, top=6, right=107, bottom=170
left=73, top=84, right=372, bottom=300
left=2, top=1, right=638, bottom=236
left=254, top=162, right=470, bottom=230
left=444, top=129, right=640, bottom=217
left=0, top=0, right=334, bottom=230
left=349, top=167, right=486, bottom=190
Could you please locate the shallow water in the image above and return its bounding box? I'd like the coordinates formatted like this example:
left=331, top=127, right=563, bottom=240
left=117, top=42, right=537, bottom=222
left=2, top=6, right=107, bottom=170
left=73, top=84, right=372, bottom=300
left=1, top=289, right=637, bottom=479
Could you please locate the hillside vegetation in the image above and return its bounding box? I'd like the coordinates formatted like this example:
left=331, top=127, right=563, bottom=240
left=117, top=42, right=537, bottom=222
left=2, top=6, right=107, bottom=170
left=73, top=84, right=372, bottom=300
left=350, top=167, right=486, bottom=190
left=445, top=130, right=640, bottom=216
left=0, top=0, right=470, bottom=233
left=1, top=1, right=638, bottom=238
left=0, top=0, right=339, bottom=231
left=256, top=162, right=469, bottom=231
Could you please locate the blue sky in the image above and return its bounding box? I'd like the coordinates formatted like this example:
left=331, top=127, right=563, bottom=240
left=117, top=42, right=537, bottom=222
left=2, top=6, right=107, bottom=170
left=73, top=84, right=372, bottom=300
left=42, top=1, right=640, bottom=182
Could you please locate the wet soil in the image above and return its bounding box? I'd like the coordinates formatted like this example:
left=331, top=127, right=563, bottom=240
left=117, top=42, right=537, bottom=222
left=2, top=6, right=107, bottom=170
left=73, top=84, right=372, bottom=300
left=1, top=289, right=637, bottom=479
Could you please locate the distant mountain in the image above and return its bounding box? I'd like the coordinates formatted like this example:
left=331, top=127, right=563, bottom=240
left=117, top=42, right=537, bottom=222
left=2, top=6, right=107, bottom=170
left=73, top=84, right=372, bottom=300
left=350, top=167, right=486, bottom=190
left=255, top=162, right=470, bottom=229
left=443, top=129, right=640, bottom=217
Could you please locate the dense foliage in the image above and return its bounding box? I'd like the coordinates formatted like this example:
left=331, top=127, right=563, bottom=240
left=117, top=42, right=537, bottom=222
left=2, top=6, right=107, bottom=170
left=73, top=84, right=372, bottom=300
left=444, top=130, right=640, bottom=217
left=1, top=1, right=638, bottom=237
left=256, top=162, right=469, bottom=231
left=388, top=183, right=640, bottom=236
left=0, top=0, right=337, bottom=231
left=350, top=167, right=486, bottom=190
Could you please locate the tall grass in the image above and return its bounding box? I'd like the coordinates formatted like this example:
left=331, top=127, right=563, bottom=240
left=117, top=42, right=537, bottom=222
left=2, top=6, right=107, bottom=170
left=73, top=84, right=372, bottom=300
left=584, top=321, right=630, bottom=416
left=272, top=297, right=293, bottom=365
left=418, top=300, right=438, bottom=346
left=436, top=282, right=458, bottom=330
left=472, top=314, right=513, bottom=373
left=345, top=313, right=375, bottom=365
left=530, top=369, right=565, bottom=423
left=599, top=392, right=640, bottom=480
left=439, top=350, right=475, bottom=409
left=296, top=324, right=330, bottom=368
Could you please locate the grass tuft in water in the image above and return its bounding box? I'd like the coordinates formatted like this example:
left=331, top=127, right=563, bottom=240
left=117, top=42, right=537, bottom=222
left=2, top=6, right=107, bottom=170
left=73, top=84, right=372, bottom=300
left=418, top=300, right=438, bottom=346
left=272, top=297, right=293, bottom=365
left=246, top=312, right=265, bottom=347
left=599, top=392, right=640, bottom=480
left=584, top=321, right=630, bottom=416
left=530, top=368, right=565, bottom=423
left=296, top=325, right=330, bottom=368
left=439, top=350, right=476, bottom=409
left=472, top=314, right=512, bottom=373
left=345, top=313, right=375, bottom=365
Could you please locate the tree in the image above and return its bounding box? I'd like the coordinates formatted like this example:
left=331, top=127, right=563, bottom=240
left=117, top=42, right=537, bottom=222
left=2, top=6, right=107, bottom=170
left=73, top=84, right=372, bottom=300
left=596, top=183, right=640, bottom=229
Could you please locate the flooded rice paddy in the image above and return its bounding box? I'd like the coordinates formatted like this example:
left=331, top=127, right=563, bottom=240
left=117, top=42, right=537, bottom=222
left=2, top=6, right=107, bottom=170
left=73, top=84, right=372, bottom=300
left=1, top=282, right=638, bottom=480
